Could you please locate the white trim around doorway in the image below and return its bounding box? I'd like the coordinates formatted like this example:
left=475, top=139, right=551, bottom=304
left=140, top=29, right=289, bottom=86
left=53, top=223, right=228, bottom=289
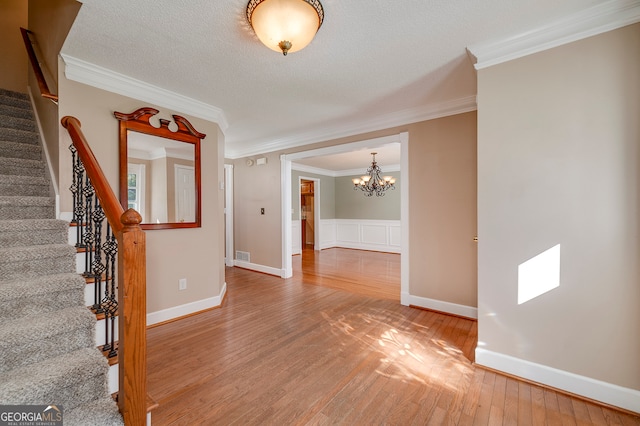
left=280, top=132, right=409, bottom=304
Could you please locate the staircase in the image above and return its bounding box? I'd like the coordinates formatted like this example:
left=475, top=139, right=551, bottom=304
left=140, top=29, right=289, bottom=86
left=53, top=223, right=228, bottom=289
left=0, top=88, right=123, bottom=425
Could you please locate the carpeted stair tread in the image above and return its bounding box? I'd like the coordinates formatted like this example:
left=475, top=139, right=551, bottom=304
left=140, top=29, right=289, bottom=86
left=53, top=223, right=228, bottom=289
left=0, top=157, right=46, bottom=177
left=0, top=244, right=76, bottom=280
left=0, top=219, right=68, bottom=247
left=0, top=347, right=110, bottom=410
left=0, top=273, right=85, bottom=322
left=0, top=115, right=37, bottom=133
left=0, top=140, right=42, bottom=160
left=0, top=127, right=39, bottom=145
left=0, top=174, right=49, bottom=196
left=0, top=306, right=95, bottom=373
left=0, top=103, right=34, bottom=121
left=0, top=196, right=54, bottom=219
left=64, top=396, right=124, bottom=426
left=0, top=88, right=29, bottom=100
left=0, top=91, right=30, bottom=110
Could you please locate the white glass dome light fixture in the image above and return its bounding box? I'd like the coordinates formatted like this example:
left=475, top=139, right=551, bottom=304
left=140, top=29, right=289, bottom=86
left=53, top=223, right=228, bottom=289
left=247, top=0, right=324, bottom=56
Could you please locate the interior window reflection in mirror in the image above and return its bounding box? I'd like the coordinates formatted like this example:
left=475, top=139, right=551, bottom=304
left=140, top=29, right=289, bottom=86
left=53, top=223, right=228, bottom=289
left=115, top=107, right=205, bottom=230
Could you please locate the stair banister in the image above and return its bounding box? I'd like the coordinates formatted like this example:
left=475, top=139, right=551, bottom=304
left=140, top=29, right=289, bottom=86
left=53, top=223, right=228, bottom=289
left=61, top=116, right=147, bottom=426
left=20, top=28, right=58, bottom=104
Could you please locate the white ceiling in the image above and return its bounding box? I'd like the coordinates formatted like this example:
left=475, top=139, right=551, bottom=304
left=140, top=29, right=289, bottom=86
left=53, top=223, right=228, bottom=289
left=61, top=0, right=620, bottom=158
left=293, top=142, right=400, bottom=174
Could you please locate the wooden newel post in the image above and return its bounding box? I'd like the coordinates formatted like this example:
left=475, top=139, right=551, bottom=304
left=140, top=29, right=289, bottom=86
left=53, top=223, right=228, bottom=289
left=118, top=208, right=147, bottom=426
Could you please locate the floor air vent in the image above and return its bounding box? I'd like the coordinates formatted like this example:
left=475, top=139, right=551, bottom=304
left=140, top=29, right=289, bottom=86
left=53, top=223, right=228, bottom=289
left=235, top=251, right=250, bottom=262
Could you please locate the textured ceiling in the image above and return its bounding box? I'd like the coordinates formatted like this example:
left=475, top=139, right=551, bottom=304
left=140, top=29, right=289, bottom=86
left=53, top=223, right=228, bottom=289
left=62, top=0, right=607, bottom=158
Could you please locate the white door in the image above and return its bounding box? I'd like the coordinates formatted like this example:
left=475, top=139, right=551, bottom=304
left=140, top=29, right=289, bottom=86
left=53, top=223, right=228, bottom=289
left=175, top=165, right=195, bottom=222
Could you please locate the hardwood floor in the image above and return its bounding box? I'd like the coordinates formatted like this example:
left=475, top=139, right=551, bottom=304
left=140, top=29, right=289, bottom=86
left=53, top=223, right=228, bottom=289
left=147, top=249, right=639, bottom=425
left=293, top=248, right=401, bottom=301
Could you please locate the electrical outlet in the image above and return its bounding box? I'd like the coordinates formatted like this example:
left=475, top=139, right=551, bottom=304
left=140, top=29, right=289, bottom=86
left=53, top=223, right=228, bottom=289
left=179, top=278, right=187, bottom=290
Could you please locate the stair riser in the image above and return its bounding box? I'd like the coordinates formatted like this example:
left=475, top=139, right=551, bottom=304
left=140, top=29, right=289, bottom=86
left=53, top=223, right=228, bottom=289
left=0, top=128, right=39, bottom=145
left=0, top=289, right=85, bottom=323
left=0, top=183, right=49, bottom=197
left=0, top=370, right=108, bottom=411
left=0, top=205, right=54, bottom=220
left=0, top=146, right=42, bottom=161
left=0, top=227, right=68, bottom=248
left=0, top=162, right=45, bottom=177
left=95, top=317, right=119, bottom=349
left=0, top=256, right=76, bottom=281
left=0, top=104, right=34, bottom=121
left=0, top=115, right=37, bottom=133
left=0, top=326, right=94, bottom=374
left=0, top=95, right=30, bottom=110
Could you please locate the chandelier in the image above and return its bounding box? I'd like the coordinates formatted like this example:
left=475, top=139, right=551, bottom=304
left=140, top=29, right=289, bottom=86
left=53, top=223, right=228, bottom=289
left=352, top=152, right=396, bottom=197
left=247, top=0, right=324, bottom=56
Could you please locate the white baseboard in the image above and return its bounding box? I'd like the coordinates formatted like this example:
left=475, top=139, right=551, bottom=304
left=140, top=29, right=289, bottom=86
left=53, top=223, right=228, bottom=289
left=147, top=282, right=227, bottom=326
left=234, top=260, right=284, bottom=277
left=475, top=348, right=640, bottom=413
left=408, top=294, right=477, bottom=319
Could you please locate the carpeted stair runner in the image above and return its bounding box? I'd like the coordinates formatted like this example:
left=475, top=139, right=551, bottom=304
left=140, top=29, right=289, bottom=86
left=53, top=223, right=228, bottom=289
left=0, top=88, right=123, bottom=425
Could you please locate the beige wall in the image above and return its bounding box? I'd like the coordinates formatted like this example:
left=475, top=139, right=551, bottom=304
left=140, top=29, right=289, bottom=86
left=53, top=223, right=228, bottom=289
left=408, top=113, right=477, bottom=306
left=233, top=112, right=478, bottom=312
left=0, top=0, right=28, bottom=93
left=28, top=0, right=80, bottom=188
left=477, top=24, right=640, bottom=389
left=58, top=75, right=226, bottom=315
left=232, top=152, right=283, bottom=268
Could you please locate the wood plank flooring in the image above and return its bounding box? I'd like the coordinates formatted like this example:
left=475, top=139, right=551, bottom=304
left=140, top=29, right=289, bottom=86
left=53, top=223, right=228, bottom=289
left=147, top=248, right=640, bottom=425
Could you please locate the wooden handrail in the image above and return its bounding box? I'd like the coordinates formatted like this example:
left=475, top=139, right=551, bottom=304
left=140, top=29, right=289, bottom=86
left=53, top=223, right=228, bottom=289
left=61, top=116, right=147, bottom=426
left=20, top=27, right=58, bottom=104
left=61, top=117, right=125, bottom=232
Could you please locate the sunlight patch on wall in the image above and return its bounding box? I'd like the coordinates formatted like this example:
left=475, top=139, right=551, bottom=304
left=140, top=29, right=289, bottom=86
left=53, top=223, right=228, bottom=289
left=518, top=244, right=561, bottom=304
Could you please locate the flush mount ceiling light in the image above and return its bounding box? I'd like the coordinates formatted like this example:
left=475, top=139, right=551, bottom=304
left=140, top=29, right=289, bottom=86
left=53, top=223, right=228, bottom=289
left=247, top=0, right=324, bottom=56
left=352, top=152, right=396, bottom=197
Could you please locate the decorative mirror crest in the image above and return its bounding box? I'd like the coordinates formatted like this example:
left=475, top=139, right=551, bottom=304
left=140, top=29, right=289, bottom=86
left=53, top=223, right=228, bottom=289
left=115, top=107, right=205, bottom=230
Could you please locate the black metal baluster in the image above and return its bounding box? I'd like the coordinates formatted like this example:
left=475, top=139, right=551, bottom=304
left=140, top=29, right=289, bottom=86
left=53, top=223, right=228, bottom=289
left=69, top=145, right=119, bottom=359
left=69, top=144, right=86, bottom=250
left=91, top=201, right=109, bottom=350
left=102, top=224, right=118, bottom=358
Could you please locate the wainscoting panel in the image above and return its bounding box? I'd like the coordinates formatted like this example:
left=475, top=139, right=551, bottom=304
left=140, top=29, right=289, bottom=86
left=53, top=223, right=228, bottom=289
left=314, top=219, right=401, bottom=253
left=336, top=222, right=360, bottom=243
left=361, top=224, right=387, bottom=246
left=292, top=219, right=301, bottom=255
left=320, top=220, right=336, bottom=249
left=389, top=225, right=402, bottom=248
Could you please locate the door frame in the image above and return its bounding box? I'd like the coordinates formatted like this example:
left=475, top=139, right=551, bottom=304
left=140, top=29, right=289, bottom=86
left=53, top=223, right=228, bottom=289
left=224, top=164, right=234, bottom=267
left=298, top=176, right=321, bottom=251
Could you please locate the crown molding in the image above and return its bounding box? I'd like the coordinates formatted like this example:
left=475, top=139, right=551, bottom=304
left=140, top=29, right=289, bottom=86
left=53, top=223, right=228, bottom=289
left=468, top=0, right=640, bottom=70
left=60, top=54, right=228, bottom=131
left=225, top=95, right=477, bottom=159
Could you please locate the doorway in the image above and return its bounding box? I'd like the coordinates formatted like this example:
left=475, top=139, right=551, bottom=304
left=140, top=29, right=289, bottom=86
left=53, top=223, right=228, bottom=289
left=281, top=132, right=409, bottom=306
left=300, top=179, right=315, bottom=249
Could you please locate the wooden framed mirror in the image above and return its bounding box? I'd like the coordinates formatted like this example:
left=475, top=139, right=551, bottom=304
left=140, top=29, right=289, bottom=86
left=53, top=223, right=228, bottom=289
left=115, top=107, right=205, bottom=230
